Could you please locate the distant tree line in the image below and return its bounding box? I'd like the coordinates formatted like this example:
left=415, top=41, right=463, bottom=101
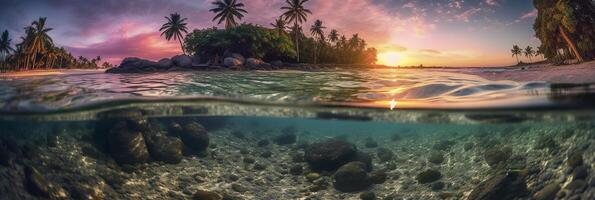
left=511, top=45, right=541, bottom=64
left=532, top=0, right=595, bottom=64
left=161, top=0, right=377, bottom=65
left=0, top=18, right=112, bottom=72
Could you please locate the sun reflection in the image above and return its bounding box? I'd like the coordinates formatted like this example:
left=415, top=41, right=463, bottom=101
left=377, top=52, right=402, bottom=67
left=390, top=99, right=397, bottom=110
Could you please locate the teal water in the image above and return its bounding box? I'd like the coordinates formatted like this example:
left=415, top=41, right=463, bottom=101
left=0, top=69, right=594, bottom=199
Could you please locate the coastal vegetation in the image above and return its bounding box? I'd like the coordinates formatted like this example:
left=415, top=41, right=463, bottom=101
left=0, top=18, right=110, bottom=72
left=210, top=0, right=248, bottom=29
left=160, top=13, right=189, bottom=55
left=533, top=0, right=595, bottom=64
left=181, top=0, right=377, bottom=65
left=183, top=24, right=296, bottom=63
left=281, top=0, right=312, bottom=63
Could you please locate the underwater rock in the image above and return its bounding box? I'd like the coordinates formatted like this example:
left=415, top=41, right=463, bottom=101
left=0, top=141, right=15, bottom=166
left=369, top=170, right=387, bottom=184
left=273, top=132, right=296, bottom=145
left=25, top=166, right=51, bottom=197
left=167, top=122, right=184, bottom=137
left=333, top=162, right=372, bottom=192
left=306, top=173, right=321, bottom=182
left=566, top=180, right=587, bottom=193
left=431, top=182, right=445, bottom=191
left=567, top=151, right=584, bottom=168
left=305, top=139, right=357, bottom=171
left=535, top=135, right=559, bottom=153
left=364, top=138, right=378, bottom=148
left=231, top=183, right=248, bottom=193
left=257, top=139, right=270, bottom=147
left=243, top=157, right=255, bottom=164
left=260, top=151, right=272, bottom=158
left=533, top=183, right=560, bottom=200
left=192, top=190, right=222, bottom=200
left=290, top=165, right=303, bottom=176
left=253, top=163, right=266, bottom=171
left=144, top=133, right=184, bottom=164
left=483, top=147, right=512, bottom=168
left=359, top=191, right=376, bottom=200
left=353, top=151, right=373, bottom=172
left=416, top=169, right=442, bottom=184
left=467, top=171, right=528, bottom=200
left=180, top=122, right=210, bottom=153
left=432, top=140, right=456, bottom=151
left=106, top=121, right=150, bottom=165
left=428, top=151, right=445, bottom=164
left=376, top=147, right=394, bottom=162
left=572, top=165, right=588, bottom=180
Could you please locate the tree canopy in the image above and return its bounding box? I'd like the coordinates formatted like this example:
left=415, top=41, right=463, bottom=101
left=533, top=0, right=595, bottom=62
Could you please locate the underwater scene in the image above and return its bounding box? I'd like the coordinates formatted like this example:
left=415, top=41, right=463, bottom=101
left=0, top=69, right=594, bottom=200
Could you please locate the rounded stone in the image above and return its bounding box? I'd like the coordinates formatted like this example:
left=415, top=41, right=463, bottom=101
left=333, top=162, right=372, bottom=192
left=305, top=139, right=357, bottom=171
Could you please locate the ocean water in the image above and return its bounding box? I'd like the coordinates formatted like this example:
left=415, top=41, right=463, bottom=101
left=0, top=69, right=594, bottom=200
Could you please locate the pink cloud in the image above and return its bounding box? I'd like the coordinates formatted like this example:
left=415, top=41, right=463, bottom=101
left=520, top=9, right=538, bottom=20
left=455, top=8, right=482, bottom=22
left=485, top=0, right=499, bottom=6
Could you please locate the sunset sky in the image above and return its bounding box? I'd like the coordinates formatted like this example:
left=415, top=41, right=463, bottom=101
left=0, top=0, right=541, bottom=67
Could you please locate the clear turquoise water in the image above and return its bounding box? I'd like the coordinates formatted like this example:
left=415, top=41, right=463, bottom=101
left=0, top=69, right=594, bottom=199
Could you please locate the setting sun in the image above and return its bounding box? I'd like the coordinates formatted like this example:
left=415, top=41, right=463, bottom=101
left=377, top=52, right=403, bottom=67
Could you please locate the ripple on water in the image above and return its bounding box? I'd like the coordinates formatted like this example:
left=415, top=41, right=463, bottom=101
left=0, top=69, right=594, bottom=111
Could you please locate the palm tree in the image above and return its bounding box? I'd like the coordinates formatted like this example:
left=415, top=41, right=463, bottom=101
left=281, top=0, right=311, bottom=63
left=524, top=46, right=535, bottom=62
left=271, top=17, right=288, bottom=36
left=511, top=45, right=522, bottom=64
left=536, top=45, right=545, bottom=59
left=210, top=0, right=248, bottom=29
left=0, top=30, right=15, bottom=70
left=29, top=17, right=54, bottom=69
left=160, top=13, right=189, bottom=55
left=328, top=29, right=339, bottom=45
left=310, top=19, right=326, bottom=64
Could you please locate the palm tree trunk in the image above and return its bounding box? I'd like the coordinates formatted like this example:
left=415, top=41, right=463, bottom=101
left=294, top=22, right=300, bottom=63
left=559, top=26, right=584, bottom=62
left=178, top=39, right=186, bottom=55
left=516, top=55, right=519, bottom=63
left=314, top=43, right=317, bottom=64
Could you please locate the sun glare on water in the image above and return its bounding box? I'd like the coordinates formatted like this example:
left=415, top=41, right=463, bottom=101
left=377, top=52, right=402, bottom=67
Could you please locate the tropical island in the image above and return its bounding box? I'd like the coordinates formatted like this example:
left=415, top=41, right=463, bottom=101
left=1, top=1, right=595, bottom=200
left=0, top=0, right=593, bottom=75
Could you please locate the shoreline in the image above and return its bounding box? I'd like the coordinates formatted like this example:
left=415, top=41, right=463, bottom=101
left=1, top=61, right=594, bottom=84
left=0, top=69, right=105, bottom=77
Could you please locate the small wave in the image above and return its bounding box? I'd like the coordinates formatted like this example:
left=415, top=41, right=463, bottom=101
left=1, top=69, right=595, bottom=113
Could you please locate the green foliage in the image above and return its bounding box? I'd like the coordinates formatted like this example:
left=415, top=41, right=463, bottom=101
left=184, top=24, right=296, bottom=62
left=160, top=13, right=189, bottom=54
left=210, top=0, right=248, bottom=29
left=0, top=18, right=105, bottom=71
left=533, top=0, right=595, bottom=61
left=184, top=23, right=377, bottom=65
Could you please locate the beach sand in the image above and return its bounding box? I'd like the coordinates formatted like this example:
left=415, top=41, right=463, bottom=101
left=0, top=69, right=104, bottom=77
left=1, top=61, right=595, bottom=84
left=449, top=61, right=595, bottom=83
